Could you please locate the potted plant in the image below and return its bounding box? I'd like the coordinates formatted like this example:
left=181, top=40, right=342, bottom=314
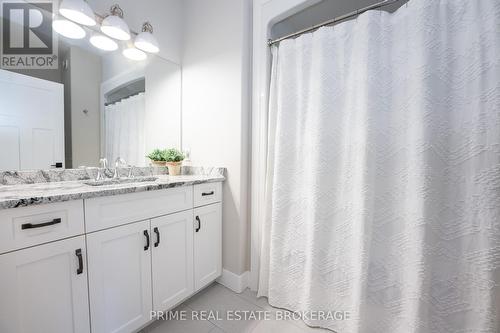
left=146, top=149, right=166, bottom=166
left=164, top=148, right=185, bottom=176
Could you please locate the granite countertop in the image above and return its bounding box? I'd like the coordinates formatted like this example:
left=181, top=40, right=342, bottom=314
left=0, top=173, right=225, bottom=210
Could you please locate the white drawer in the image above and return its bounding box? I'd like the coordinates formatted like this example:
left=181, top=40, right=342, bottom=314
left=0, top=200, right=85, bottom=254
left=193, top=182, right=222, bottom=207
left=85, top=187, right=193, bottom=233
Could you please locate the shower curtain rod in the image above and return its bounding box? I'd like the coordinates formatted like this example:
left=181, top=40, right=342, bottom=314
left=105, top=91, right=144, bottom=106
left=268, top=0, right=403, bottom=46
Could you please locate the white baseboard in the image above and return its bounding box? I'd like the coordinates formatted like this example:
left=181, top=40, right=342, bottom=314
left=216, top=269, right=250, bottom=293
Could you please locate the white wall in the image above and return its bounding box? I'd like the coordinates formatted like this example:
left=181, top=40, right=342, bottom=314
left=182, top=0, right=252, bottom=276
left=101, top=51, right=147, bottom=83
left=144, top=58, right=182, bottom=152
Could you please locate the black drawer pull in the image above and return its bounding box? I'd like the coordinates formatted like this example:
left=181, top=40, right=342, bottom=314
left=144, top=230, right=150, bottom=251
left=22, top=218, right=62, bottom=230
left=153, top=227, right=160, bottom=247
left=76, top=249, right=83, bottom=275
left=195, top=216, right=201, bottom=232
left=201, top=191, right=215, bottom=196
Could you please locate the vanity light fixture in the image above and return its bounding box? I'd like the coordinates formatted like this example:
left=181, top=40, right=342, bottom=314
left=54, top=2, right=154, bottom=60
left=89, top=33, right=118, bottom=51
left=122, top=47, right=147, bottom=61
left=134, top=22, right=160, bottom=53
left=52, top=19, right=86, bottom=39
left=59, top=0, right=96, bottom=26
left=101, top=5, right=131, bottom=41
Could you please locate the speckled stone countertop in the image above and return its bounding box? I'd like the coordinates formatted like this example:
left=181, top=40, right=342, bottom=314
left=0, top=167, right=225, bottom=210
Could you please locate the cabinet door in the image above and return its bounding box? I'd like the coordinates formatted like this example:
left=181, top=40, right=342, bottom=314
left=193, top=203, right=222, bottom=291
left=0, top=236, right=90, bottom=333
left=151, top=210, right=194, bottom=311
left=87, top=220, right=152, bottom=333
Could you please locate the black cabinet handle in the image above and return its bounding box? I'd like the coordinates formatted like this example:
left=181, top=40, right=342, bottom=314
left=153, top=227, right=160, bottom=247
left=51, top=162, right=63, bottom=168
left=195, top=216, right=201, bottom=232
left=144, top=230, right=150, bottom=251
left=201, top=191, right=214, bottom=196
left=76, top=249, right=83, bottom=275
left=22, top=218, right=62, bottom=230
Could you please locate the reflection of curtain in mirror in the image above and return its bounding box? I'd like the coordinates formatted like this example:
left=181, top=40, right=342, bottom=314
left=105, top=93, right=146, bottom=166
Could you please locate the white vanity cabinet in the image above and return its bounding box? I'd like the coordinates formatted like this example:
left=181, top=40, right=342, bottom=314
left=86, top=220, right=153, bottom=333
left=151, top=210, right=194, bottom=311
left=0, top=236, right=90, bottom=333
left=194, top=202, right=222, bottom=291
left=0, top=200, right=89, bottom=333
left=0, top=181, right=223, bottom=333
left=86, top=211, right=196, bottom=333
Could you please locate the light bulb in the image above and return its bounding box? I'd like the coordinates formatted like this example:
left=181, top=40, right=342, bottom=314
left=122, top=48, right=147, bottom=61
left=53, top=19, right=86, bottom=39
left=134, top=31, right=159, bottom=53
left=101, top=15, right=130, bottom=41
left=59, top=0, right=96, bottom=26
left=90, top=34, right=118, bottom=51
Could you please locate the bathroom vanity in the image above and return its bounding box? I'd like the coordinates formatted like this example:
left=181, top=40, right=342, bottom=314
left=0, top=3, right=218, bottom=331
left=0, top=168, right=224, bottom=333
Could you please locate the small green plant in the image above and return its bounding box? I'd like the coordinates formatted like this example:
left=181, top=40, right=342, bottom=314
left=164, top=148, right=185, bottom=163
left=146, top=149, right=166, bottom=161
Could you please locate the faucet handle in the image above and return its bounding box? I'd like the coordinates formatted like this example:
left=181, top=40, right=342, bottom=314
left=115, top=157, right=127, bottom=168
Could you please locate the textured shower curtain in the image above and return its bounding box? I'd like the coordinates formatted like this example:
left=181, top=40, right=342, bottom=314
left=105, top=93, right=146, bottom=166
left=258, top=0, right=500, bottom=332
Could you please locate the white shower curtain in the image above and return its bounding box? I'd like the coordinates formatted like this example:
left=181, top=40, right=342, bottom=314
left=105, top=93, right=146, bottom=166
left=258, top=0, right=500, bottom=332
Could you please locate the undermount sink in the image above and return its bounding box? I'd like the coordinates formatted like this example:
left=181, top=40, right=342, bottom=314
left=83, top=176, right=158, bottom=186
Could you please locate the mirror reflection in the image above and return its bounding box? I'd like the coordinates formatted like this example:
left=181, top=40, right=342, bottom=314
left=0, top=16, right=181, bottom=170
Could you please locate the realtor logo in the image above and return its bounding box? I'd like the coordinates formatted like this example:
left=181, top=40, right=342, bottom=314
left=1, top=1, right=58, bottom=69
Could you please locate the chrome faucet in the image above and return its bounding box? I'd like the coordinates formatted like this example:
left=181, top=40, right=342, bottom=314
left=95, top=158, right=109, bottom=181
left=113, top=157, right=127, bottom=179
left=127, top=165, right=135, bottom=178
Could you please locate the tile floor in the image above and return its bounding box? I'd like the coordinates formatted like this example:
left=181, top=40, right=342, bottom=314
left=141, top=283, right=331, bottom=333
